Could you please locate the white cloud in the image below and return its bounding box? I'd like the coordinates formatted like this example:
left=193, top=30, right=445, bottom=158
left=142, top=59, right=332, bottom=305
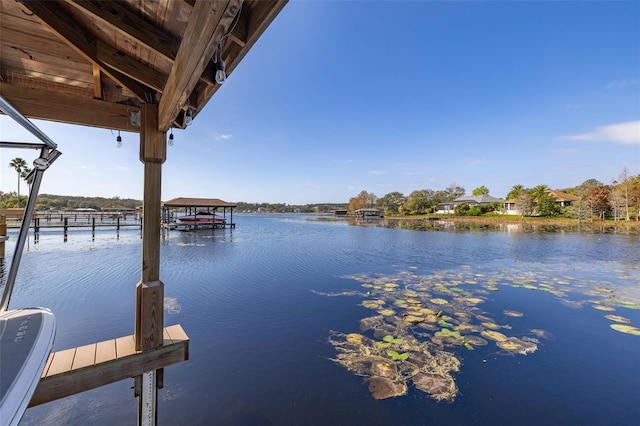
left=368, top=170, right=385, bottom=175
left=604, top=79, right=637, bottom=90
left=116, top=166, right=128, bottom=171
left=213, top=133, right=232, bottom=141
left=557, top=121, right=640, bottom=145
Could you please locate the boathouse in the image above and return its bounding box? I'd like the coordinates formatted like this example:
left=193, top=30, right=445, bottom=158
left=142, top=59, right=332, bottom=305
left=162, top=197, right=236, bottom=229
left=0, top=1, right=287, bottom=424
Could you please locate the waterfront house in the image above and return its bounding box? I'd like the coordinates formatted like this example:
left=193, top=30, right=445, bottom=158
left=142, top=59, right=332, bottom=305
left=503, top=189, right=580, bottom=215
left=437, top=195, right=503, bottom=214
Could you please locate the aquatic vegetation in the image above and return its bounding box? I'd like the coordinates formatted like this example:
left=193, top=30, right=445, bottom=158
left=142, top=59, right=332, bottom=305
left=412, top=373, right=457, bottom=401
left=610, top=324, right=640, bottom=336
left=346, top=333, right=365, bottom=345
left=604, top=315, right=631, bottom=324
left=387, top=350, right=410, bottom=361
left=326, top=262, right=640, bottom=401
left=383, top=335, right=403, bottom=344
left=592, top=304, right=616, bottom=312
left=481, top=330, right=508, bottom=342
left=496, top=337, right=538, bottom=354
left=368, top=377, right=407, bottom=399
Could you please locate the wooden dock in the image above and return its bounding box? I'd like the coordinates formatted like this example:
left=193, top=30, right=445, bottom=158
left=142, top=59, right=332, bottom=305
left=29, top=324, right=189, bottom=408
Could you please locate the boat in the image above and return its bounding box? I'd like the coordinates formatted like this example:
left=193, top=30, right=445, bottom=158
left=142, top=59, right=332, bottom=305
left=0, top=95, right=59, bottom=425
left=177, top=212, right=226, bottom=224
left=0, top=308, right=56, bottom=426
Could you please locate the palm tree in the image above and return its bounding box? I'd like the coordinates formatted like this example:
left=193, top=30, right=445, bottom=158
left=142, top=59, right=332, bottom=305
left=530, top=184, right=548, bottom=200
left=506, top=184, right=523, bottom=201
left=8, top=157, right=30, bottom=208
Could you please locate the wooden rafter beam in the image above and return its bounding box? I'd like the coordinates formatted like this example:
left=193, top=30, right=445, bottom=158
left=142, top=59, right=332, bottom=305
left=23, top=0, right=155, bottom=102
left=65, top=0, right=179, bottom=62
left=158, top=0, right=241, bottom=131
left=92, top=64, right=102, bottom=99
left=0, top=83, right=141, bottom=132
left=96, top=40, right=166, bottom=93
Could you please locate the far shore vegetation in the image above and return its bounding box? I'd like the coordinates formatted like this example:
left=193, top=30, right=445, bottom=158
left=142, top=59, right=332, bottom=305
left=2, top=159, right=638, bottom=226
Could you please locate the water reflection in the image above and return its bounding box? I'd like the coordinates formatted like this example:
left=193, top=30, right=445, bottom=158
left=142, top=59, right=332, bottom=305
left=12, top=215, right=640, bottom=426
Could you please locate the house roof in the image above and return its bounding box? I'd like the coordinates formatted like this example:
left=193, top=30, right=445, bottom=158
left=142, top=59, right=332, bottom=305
left=505, top=189, right=581, bottom=203
left=450, top=194, right=503, bottom=204
left=545, top=189, right=580, bottom=202
left=163, top=197, right=236, bottom=208
left=1, top=0, right=287, bottom=132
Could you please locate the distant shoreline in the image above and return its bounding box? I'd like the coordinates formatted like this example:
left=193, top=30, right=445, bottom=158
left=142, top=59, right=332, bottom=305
left=383, top=215, right=640, bottom=228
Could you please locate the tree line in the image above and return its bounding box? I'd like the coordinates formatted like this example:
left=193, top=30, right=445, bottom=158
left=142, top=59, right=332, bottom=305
left=0, top=192, right=142, bottom=211
left=346, top=167, right=640, bottom=221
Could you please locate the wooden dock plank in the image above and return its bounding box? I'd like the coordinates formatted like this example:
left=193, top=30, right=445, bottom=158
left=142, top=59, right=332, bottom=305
left=163, top=327, right=173, bottom=345
left=115, top=334, right=136, bottom=358
left=46, top=347, right=76, bottom=376
left=72, top=343, right=97, bottom=370
left=41, top=353, right=54, bottom=379
left=165, top=324, right=188, bottom=342
left=29, top=325, right=189, bottom=408
left=95, top=339, right=116, bottom=364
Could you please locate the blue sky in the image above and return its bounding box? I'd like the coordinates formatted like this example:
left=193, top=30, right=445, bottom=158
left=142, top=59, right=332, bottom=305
left=2, top=1, right=639, bottom=204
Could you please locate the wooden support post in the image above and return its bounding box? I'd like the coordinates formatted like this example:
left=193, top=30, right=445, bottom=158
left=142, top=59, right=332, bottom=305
left=135, top=103, right=166, bottom=426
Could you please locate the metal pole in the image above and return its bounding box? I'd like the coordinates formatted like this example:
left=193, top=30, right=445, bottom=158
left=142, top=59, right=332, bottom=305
left=0, top=96, right=57, bottom=149
left=1, top=159, right=46, bottom=312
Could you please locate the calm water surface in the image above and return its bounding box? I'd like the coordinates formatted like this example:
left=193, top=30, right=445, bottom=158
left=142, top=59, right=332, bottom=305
left=3, top=215, right=639, bottom=425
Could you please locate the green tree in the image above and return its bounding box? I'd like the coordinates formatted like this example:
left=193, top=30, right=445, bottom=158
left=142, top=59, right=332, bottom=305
left=566, top=201, right=590, bottom=222
left=530, top=185, right=548, bottom=199
left=472, top=186, right=489, bottom=196
left=536, top=192, right=561, bottom=216
left=454, top=203, right=470, bottom=216
left=404, top=189, right=434, bottom=214
left=506, top=184, right=523, bottom=201
left=378, top=192, right=406, bottom=214
left=9, top=157, right=31, bottom=208
left=574, top=179, right=604, bottom=198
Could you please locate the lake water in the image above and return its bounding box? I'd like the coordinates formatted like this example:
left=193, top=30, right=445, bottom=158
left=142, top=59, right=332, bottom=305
left=3, top=215, right=639, bottom=425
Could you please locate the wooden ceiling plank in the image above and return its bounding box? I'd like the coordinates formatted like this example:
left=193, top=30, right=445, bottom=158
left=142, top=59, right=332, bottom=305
left=23, top=0, right=153, bottom=102
left=66, top=0, right=178, bottom=62
left=158, top=0, right=241, bottom=131
left=0, top=83, right=140, bottom=132
left=229, top=13, right=247, bottom=47
left=96, top=40, right=166, bottom=93
left=0, top=22, right=88, bottom=67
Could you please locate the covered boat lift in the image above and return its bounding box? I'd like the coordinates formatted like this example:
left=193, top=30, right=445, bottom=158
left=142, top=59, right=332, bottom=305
left=162, top=197, right=237, bottom=229
left=0, top=0, right=287, bottom=424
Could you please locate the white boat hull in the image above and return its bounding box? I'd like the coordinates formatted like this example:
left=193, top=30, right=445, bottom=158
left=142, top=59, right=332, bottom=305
left=0, top=308, right=56, bottom=426
left=177, top=213, right=226, bottom=224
